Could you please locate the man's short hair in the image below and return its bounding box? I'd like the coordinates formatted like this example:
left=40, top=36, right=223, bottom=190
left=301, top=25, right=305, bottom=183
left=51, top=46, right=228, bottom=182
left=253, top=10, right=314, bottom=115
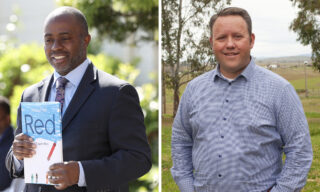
left=209, top=7, right=252, bottom=37
left=0, top=96, right=10, bottom=115
left=45, top=6, right=89, bottom=36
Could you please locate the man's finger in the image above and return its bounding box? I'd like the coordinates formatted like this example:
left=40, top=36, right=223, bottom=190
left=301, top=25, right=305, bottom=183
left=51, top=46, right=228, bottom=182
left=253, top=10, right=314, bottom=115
left=49, top=163, right=64, bottom=170
left=15, top=133, right=33, bottom=141
left=47, top=168, right=68, bottom=190
left=48, top=175, right=63, bottom=184
left=48, top=176, right=68, bottom=190
left=13, top=140, right=36, bottom=149
left=12, top=138, right=36, bottom=159
left=13, top=147, right=35, bottom=156
left=12, top=143, right=36, bottom=160
left=47, top=167, right=63, bottom=177
left=46, top=161, right=79, bottom=189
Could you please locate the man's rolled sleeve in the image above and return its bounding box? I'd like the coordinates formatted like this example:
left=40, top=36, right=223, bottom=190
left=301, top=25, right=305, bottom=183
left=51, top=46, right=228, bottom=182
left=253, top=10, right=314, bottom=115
left=272, top=84, right=313, bottom=192
left=171, top=85, right=194, bottom=192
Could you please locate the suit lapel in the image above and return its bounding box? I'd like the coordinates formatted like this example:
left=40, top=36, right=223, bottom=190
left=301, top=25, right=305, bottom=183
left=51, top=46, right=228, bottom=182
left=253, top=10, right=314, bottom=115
left=62, top=63, right=96, bottom=130
left=38, top=76, right=53, bottom=102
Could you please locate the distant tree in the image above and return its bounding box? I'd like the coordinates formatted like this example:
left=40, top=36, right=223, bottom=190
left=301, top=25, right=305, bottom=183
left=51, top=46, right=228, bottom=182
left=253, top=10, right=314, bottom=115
left=57, top=0, right=158, bottom=42
left=162, top=0, right=231, bottom=116
left=289, top=0, right=320, bottom=71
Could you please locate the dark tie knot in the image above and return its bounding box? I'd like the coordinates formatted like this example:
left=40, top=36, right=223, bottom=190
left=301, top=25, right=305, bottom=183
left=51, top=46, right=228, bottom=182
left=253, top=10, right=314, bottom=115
left=56, top=77, right=69, bottom=89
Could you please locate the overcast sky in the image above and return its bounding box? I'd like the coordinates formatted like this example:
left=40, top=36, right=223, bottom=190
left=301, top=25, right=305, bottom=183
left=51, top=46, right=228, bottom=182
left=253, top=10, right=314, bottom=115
left=230, top=0, right=311, bottom=58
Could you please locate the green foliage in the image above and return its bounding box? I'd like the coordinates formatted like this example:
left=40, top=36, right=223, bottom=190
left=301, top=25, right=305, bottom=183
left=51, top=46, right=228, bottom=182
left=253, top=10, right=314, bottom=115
left=133, top=81, right=158, bottom=191
left=130, top=166, right=159, bottom=192
left=0, top=44, right=51, bottom=126
left=57, top=0, right=158, bottom=42
left=0, top=43, right=51, bottom=97
left=289, top=0, right=320, bottom=71
left=136, top=83, right=158, bottom=165
left=0, top=43, right=158, bottom=191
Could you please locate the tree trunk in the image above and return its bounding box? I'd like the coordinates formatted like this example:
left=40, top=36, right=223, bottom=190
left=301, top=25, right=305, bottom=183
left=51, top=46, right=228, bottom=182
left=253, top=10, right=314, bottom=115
left=162, top=63, right=166, bottom=114
left=173, top=83, right=180, bottom=117
left=172, top=0, right=183, bottom=118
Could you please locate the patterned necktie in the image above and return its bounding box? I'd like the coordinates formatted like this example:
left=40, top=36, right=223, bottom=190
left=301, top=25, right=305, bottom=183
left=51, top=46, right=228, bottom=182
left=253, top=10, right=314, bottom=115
left=55, top=77, right=69, bottom=113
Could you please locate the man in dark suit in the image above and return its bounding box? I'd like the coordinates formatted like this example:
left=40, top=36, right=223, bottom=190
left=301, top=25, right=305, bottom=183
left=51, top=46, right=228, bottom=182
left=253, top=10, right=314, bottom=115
left=6, top=6, right=151, bottom=192
left=0, top=96, right=14, bottom=190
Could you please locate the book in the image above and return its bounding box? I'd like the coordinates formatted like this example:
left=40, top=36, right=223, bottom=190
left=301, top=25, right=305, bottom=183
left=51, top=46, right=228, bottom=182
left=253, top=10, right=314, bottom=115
left=21, top=102, right=63, bottom=185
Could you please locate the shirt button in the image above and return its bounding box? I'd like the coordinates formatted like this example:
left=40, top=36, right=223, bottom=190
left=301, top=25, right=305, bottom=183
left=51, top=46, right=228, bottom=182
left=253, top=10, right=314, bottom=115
left=218, top=174, right=222, bottom=177
left=226, top=99, right=229, bottom=103
left=221, top=135, right=224, bottom=139
left=223, top=117, right=227, bottom=121
left=228, top=82, right=231, bottom=85
left=219, top=155, right=222, bottom=158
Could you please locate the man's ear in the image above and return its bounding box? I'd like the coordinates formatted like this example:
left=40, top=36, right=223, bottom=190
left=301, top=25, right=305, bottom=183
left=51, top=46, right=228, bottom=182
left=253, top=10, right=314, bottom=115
left=249, top=33, right=255, bottom=49
left=84, top=34, right=91, bottom=47
left=209, top=37, right=214, bottom=53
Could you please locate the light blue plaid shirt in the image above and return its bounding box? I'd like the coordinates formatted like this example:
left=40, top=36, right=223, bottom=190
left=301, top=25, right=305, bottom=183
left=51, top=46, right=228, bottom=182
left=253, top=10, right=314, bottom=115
left=171, top=59, right=313, bottom=192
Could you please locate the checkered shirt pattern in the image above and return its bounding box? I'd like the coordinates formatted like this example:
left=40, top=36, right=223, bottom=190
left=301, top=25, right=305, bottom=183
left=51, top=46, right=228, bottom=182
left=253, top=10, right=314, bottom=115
left=171, top=59, right=313, bottom=192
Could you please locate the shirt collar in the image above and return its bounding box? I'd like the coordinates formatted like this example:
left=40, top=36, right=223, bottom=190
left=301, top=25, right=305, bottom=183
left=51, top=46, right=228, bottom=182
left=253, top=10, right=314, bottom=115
left=240, top=58, right=255, bottom=81
left=212, top=57, right=255, bottom=82
left=212, top=66, right=220, bottom=82
left=52, top=58, right=90, bottom=88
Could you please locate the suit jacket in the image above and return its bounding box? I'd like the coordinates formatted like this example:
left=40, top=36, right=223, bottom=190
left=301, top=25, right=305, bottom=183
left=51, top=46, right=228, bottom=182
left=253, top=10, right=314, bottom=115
left=0, top=126, right=13, bottom=190
left=6, top=63, right=151, bottom=192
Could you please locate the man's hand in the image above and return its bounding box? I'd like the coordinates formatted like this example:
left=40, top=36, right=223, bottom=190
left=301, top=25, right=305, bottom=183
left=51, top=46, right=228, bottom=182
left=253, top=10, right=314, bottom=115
left=12, top=133, right=36, bottom=160
left=47, top=161, right=79, bottom=190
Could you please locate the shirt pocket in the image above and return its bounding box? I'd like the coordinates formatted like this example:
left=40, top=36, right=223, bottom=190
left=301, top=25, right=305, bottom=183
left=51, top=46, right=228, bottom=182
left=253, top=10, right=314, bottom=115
left=232, top=98, right=277, bottom=146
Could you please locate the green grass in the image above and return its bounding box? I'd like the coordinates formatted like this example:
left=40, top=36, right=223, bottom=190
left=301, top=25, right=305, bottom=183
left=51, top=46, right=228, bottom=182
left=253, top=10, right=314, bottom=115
left=162, top=66, right=320, bottom=191
left=306, top=112, right=320, bottom=119
left=302, top=98, right=320, bottom=112
left=162, top=118, right=179, bottom=191
left=309, top=121, right=320, bottom=136
left=303, top=134, right=320, bottom=191
left=290, top=77, right=320, bottom=90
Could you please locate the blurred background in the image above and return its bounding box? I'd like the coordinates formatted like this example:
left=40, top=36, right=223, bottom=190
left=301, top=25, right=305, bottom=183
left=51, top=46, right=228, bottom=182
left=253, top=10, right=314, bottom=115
left=0, top=0, right=158, bottom=191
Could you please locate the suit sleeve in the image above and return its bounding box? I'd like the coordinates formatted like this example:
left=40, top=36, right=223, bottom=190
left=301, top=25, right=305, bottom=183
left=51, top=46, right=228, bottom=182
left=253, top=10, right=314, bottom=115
left=81, top=84, right=151, bottom=191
